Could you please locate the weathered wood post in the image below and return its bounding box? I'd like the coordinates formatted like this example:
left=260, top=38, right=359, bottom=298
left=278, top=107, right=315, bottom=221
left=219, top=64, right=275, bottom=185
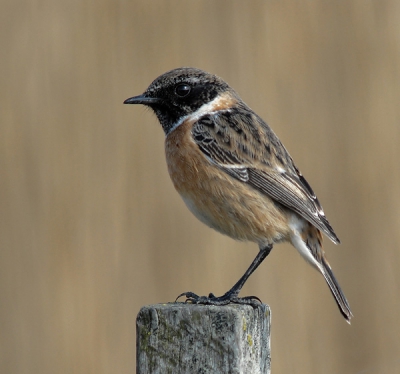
left=137, top=303, right=271, bottom=373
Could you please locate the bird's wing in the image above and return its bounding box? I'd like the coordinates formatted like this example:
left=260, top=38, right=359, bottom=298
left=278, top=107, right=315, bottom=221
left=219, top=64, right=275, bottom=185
left=191, top=109, right=340, bottom=244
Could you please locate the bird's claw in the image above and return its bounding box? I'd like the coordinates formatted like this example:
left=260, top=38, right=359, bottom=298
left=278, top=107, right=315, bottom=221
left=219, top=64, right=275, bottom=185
left=175, top=291, right=262, bottom=307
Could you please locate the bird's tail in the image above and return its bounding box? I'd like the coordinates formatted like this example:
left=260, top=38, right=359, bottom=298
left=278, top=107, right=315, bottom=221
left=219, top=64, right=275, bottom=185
left=290, top=222, right=352, bottom=323
left=320, top=255, right=353, bottom=324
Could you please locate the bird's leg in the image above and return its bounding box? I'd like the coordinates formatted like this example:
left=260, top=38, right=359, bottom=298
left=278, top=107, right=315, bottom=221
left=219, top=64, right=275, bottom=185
left=176, top=243, right=273, bottom=307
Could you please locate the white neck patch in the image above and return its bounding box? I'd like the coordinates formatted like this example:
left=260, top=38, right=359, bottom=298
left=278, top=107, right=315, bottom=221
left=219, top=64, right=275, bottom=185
left=166, top=93, right=235, bottom=136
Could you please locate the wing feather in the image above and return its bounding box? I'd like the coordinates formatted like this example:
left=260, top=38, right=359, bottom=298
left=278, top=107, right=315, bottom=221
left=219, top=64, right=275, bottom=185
left=192, top=110, right=340, bottom=244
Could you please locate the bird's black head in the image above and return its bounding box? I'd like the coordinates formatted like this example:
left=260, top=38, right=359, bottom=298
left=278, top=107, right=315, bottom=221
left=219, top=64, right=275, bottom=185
left=124, top=67, right=232, bottom=134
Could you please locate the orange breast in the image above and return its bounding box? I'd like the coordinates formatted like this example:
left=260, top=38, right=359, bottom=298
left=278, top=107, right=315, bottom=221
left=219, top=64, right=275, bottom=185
left=164, top=119, right=291, bottom=244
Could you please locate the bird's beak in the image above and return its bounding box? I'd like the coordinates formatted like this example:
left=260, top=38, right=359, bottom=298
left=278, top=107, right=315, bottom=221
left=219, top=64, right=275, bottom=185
left=123, top=94, right=161, bottom=105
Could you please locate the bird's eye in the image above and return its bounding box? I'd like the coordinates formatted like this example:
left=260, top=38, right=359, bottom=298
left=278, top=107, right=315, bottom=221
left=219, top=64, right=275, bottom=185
left=175, top=84, right=191, bottom=97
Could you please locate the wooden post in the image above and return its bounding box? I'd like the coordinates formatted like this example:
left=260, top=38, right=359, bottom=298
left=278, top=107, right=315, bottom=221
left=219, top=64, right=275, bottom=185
left=137, top=303, right=271, bottom=374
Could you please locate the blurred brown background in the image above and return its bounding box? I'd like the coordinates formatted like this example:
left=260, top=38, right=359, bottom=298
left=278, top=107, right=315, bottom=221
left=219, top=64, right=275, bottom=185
left=1, top=1, right=400, bottom=373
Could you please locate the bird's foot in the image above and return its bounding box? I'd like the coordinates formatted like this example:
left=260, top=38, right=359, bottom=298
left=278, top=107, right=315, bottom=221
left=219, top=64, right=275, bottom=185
left=175, top=291, right=262, bottom=307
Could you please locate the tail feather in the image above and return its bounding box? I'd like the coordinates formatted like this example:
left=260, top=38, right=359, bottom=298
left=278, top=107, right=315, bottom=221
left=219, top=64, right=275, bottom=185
left=290, top=220, right=352, bottom=323
left=320, top=256, right=353, bottom=323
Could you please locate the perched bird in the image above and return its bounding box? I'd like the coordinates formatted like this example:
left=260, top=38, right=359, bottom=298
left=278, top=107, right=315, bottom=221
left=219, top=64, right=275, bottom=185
left=124, top=67, right=352, bottom=323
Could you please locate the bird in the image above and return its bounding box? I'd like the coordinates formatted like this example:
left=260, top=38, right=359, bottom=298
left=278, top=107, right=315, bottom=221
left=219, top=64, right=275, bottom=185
left=124, top=67, right=352, bottom=323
